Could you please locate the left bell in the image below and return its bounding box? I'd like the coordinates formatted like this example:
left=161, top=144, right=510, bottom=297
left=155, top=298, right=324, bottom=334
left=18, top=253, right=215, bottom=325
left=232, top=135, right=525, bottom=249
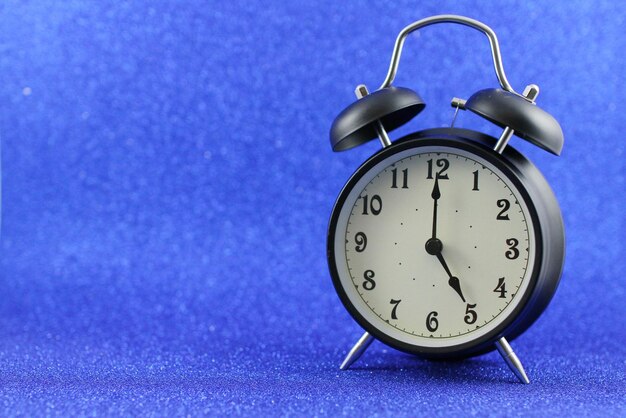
left=330, top=87, right=425, bottom=151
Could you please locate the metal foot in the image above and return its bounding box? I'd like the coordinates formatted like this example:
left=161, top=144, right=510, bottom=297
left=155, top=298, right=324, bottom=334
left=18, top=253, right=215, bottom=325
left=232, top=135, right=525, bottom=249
left=495, top=337, right=530, bottom=384
left=340, top=332, right=375, bottom=370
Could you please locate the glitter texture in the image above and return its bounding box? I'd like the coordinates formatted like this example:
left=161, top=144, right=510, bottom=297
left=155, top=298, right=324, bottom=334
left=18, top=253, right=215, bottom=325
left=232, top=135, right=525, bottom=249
left=0, top=1, right=624, bottom=416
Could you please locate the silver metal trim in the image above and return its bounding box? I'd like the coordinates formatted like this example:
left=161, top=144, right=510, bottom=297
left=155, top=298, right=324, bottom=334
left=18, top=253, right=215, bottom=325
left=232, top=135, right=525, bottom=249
left=355, top=84, right=392, bottom=148
left=450, top=97, right=467, bottom=128
left=494, top=126, right=515, bottom=154
left=340, top=331, right=375, bottom=370
left=494, top=84, right=540, bottom=154
left=379, top=15, right=518, bottom=95
left=495, top=337, right=530, bottom=384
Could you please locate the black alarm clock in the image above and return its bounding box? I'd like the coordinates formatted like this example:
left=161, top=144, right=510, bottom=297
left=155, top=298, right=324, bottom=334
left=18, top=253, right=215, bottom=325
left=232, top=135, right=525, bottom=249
left=327, top=15, right=565, bottom=384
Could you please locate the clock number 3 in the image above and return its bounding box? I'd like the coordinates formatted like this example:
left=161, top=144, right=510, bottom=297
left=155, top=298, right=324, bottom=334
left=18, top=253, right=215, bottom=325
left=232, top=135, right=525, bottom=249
left=360, top=195, right=382, bottom=216
left=505, top=238, right=520, bottom=260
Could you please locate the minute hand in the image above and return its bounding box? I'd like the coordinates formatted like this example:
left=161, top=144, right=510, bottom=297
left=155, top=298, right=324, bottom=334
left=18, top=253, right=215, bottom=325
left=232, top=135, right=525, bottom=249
left=431, top=176, right=441, bottom=239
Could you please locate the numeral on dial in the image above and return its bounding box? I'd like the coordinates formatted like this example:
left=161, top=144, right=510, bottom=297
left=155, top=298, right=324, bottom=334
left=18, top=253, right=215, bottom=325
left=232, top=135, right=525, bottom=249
left=426, top=158, right=449, bottom=179
left=494, top=277, right=507, bottom=298
left=391, top=168, right=408, bottom=189
left=497, top=199, right=511, bottom=220
left=472, top=170, right=479, bottom=191
left=464, top=304, right=478, bottom=324
left=389, top=299, right=401, bottom=320
left=505, top=238, right=520, bottom=260
left=362, top=270, right=376, bottom=290
left=354, top=232, right=367, bottom=252
left=426, top=311, right=439, bottom=332
left=360, top=194, right=382, bottom=216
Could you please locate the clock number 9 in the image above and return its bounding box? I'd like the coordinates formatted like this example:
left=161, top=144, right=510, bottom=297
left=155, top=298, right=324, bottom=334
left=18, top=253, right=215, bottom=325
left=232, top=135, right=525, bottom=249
left=426, top=158, right=449, bottom=180
left=362, top=270, right=376, bottom=290
left=360, top=194, right=382, bottom=216
left=426, top=311, right=439, bottom=332
left=354, top=232, right=367, bottom=252
left=464, top=304, right=478, bottom=325
left=505, top=238, right=520, bottom=260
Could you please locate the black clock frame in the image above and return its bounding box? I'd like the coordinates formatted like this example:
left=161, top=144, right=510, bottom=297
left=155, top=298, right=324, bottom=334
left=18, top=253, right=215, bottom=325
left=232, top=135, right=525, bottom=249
left=327, top=127, right=565, bottom=359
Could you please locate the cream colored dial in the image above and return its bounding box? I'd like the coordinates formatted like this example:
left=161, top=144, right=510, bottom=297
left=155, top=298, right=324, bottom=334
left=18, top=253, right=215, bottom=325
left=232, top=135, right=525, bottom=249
left=334, top=146, right=536, bottom=348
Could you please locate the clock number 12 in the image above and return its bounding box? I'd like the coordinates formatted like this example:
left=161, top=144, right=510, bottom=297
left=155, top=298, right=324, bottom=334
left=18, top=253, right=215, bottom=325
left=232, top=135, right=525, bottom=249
left=426, top=158, right=449, bottom=179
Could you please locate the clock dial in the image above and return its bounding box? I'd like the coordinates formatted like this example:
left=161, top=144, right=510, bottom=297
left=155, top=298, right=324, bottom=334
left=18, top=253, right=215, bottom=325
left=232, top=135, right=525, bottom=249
left=332, top=145, right=537, bottom=349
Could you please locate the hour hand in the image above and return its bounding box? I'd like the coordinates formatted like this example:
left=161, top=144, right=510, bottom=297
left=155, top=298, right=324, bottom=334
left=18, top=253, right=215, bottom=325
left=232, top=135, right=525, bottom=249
left=447, top=276, right=466, bottom=303
left=435, top=252, right=466, bottom=303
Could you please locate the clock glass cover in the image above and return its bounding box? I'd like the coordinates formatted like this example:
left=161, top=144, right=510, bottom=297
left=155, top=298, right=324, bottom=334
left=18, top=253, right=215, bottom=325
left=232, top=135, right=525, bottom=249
left=331, top=144, right=538, bottom=350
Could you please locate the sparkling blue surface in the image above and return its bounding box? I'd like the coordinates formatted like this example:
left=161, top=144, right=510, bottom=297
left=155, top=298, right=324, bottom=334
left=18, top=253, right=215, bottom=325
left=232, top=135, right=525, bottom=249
left=1, top=1, right=625, bottom=416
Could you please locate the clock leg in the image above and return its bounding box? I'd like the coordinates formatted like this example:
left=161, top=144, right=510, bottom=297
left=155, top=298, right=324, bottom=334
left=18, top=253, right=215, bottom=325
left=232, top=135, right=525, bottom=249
left=495, top=337, right=530, bottom=384
left=339, top=331, right=375, bottom=370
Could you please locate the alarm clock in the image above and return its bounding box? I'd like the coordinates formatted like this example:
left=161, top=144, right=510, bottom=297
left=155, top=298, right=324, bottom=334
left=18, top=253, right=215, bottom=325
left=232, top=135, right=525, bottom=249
left=327, top=15, right=565, bottom=384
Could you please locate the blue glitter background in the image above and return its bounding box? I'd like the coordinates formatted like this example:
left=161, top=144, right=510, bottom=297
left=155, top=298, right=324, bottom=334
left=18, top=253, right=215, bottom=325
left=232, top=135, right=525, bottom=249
left=1, top=1, right=624, bottom=416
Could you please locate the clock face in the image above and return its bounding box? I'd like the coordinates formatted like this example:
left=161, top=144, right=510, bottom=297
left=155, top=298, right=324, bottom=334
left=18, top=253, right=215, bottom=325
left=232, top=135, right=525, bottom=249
left=330, top=142, right=539, bottom=352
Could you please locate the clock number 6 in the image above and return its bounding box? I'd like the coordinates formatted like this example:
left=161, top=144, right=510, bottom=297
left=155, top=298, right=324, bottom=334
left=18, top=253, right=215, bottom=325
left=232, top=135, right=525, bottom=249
left=464, top=304, right=478, bottom=325
left=360, top=194, right=382, bottom=216
left=505, top=238, right=520, bottom=260
left=426, top=311, right=439, bottom=332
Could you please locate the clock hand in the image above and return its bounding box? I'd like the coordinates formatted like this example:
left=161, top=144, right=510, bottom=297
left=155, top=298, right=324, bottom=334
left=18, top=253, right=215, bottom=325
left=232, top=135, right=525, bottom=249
left=425, top=240, right=467, bottom=303
left=425, top=177, right=466, bottom=303
left=435, top=252, right=467, bottom=303
left=430, top=176, right=441, bottom=239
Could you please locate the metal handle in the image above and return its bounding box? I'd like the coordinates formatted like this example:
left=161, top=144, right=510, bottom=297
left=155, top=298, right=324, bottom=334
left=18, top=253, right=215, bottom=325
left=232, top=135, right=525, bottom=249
left=379, top=15, right=518, bottom=94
